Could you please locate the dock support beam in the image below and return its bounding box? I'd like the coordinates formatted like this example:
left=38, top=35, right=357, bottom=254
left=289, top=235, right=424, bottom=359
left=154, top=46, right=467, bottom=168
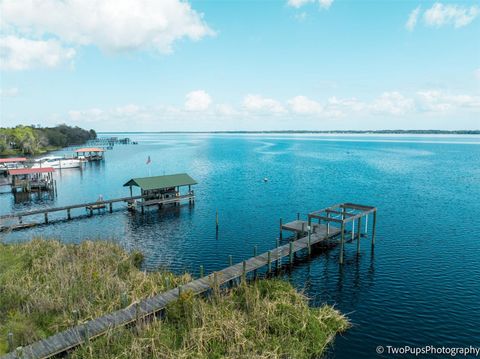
left=67, top=209, right=71, bottom=220
left=279, top=218, right=283, bottom=240
left=339, top=222, right=345, bottom=264
left=109, top=203, right=113, bottom=213
left=371, top=211, right=377, bottom=247
left=289, top=241, right=293, bottom=264
left=216, top=210, right=219, bottom=232
left=44, top=213, right=48, bottom=224
left=357, top=217, right=362, bottom=254
left=351, top=220, right=355, bottom=240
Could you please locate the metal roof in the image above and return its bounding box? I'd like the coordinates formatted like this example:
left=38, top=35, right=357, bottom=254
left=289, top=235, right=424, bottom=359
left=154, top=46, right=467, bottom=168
left=75, top=147, right=106, bottom=152
left=9, top=167, right=55, bottom=175
left=123, top=173, right=197, bottom=191
left=0, top=157, right=27, bottom=163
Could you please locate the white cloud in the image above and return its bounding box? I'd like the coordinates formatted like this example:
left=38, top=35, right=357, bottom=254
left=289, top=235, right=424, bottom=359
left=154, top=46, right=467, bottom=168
left=215, top=104, right=237, bottom=116
left=287, top=0, right=333, bottom=9
left=0, top=35, right=75, bottom=70
left=417, top=90, right=480, bottom=112
left=371, top=92, right=415, bottom=116
left=185, top=90, right=212, bottom=111
left=288, top=95, right=323, bottom=114
left=243, top=94, right=286, bottom=114
left=0, top=87, right=19, bottom=97
left=0, top=0, right=213, bottom=60
left=319, top=0, right=333, bottom=9
left=406, top=6, right=421, bottom=31
left=423, top=3, right=479, bottom=28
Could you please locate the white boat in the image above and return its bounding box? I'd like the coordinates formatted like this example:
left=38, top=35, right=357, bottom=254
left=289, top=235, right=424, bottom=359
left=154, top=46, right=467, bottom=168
left=32, top=156, right=83, bottom=169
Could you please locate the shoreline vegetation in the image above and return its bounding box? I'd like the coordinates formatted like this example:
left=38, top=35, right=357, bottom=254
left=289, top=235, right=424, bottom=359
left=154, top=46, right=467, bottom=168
left=99, top=130, right=480, bottom=135
left=0, top=125, right=97, bottom=156
left=0, top=240, right=349, bottom=358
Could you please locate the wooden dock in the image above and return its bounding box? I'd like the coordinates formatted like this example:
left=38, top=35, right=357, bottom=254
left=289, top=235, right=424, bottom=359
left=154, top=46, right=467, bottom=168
left=0, top=193, right=195, bottom=231
left=0, top=203, right=377, bottom=359
left=0, top=223, right=351, bottom=359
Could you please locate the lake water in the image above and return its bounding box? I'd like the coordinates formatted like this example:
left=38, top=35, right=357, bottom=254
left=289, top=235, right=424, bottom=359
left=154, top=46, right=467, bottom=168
left=1, top=133, right=480, bottom=358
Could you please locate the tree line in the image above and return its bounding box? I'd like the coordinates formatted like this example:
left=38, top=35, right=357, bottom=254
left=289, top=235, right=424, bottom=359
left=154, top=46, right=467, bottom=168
left=0, top=124, right=97, bottom=155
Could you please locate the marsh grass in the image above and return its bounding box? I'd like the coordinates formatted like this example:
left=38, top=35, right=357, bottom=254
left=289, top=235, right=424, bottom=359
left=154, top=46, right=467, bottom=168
left=0, top=239, right=349, bottom=358
left=0, top=239, right=191, bottom=353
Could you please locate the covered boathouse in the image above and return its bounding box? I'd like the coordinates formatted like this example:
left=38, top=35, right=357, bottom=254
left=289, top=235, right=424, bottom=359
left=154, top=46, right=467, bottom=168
left=8, top=167, right=55, bottom=193
left=123, top=173, right=197, bottom=212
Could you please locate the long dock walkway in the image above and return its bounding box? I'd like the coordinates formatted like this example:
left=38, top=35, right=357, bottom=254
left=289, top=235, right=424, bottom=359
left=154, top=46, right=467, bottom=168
left=1, top=224, right=344, bottom=359
left=0, top=193, right=195, bottom=231
left=1, top=203, right=377, bottom=359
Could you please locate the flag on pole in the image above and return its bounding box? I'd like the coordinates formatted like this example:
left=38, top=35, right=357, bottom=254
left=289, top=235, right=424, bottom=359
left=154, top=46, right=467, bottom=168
left=146, top=155, right=151, bottom=165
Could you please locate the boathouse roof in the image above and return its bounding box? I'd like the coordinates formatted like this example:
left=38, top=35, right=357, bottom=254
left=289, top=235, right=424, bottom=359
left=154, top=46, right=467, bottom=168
left=0, top=157, right=27, bottom=163
left=123, top=173, right=197, bottom=191
left=9, top=167, right=55, bottom=176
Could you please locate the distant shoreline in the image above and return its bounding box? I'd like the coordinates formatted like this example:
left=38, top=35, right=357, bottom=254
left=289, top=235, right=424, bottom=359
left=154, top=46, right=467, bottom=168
left=98, top=130, right=480, bottom=135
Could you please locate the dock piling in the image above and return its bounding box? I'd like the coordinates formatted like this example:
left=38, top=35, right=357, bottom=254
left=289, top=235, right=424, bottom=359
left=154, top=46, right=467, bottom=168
left=339, top=222, right=345, bottom=264
left=44, top=213, right=48, bottom=224
left=307, top=228, right=311, bottom=255
left=357, top=217, right=362, bottom=254
left=228, top=255, right=233, bottom=267
left=199, top=265, right=204, bottom=278
left=109, top=203, right=113, bottom=213
left=67, top=209, right=71, bottom=220
left=279, top=218, right=283, bottom=240
left=371, top=211, right=377, bottom=247
left=267, top=251, right=271, bottom=272
left=216, top=210, right=219, bottom=232
left=289, top=241, right=293, bottom=264
left=242, top=261, right=246, bottom=283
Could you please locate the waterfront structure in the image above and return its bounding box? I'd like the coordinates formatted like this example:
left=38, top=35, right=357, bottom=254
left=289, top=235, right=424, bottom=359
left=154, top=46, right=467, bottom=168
left=123, top=173, right=197, bottom=212
left=1, top=203, right=376, bottom=359
left=74, top=147, right=105, bottom=161
left=8, top=167, right=55, bottom=193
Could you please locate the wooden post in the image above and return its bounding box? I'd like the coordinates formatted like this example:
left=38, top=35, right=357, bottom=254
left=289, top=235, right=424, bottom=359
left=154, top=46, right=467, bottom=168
left=228, top=255, right=233, bottom=267
left=90, top=208, right=94, bottom=216
left=357, top=217, right=362, bottom=240
left=297, top=212, right=300, bottom=220
left=253, top=245, right=257, bottom=257
left=326, top=212, right=330, bottom=235
left=242, top=261, right=246, bottom=283
left=279, top=218, right=283, bottom=240
left=199, top=265, right=204, bottom=278
left=308, top=228, right=312, bottom=255
left=371, top=211, right=377, bottom=247
left=216, top=210, right=219, bottom=231
left=289, top=241, right=293, bottom=264
left=72, top=309, right=79, bottom=326
left=67, top=209, right=71, bottom=220
left=109, top=202, right=113, bottom=213
left=357, top=217, right=362, bottom=254
left=44, top=212, right=48, bottom=224
left=301, top=222, right=305, bottom=234
left=339, top=222, right=345, bottom=264
left=7, top=332, right=13, bottom=353
left=267, top=251, right=271, bottom=272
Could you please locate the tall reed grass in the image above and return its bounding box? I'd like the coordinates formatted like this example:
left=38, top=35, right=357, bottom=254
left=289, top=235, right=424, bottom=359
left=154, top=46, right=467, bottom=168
left=0, top=239, right=349, bottom=358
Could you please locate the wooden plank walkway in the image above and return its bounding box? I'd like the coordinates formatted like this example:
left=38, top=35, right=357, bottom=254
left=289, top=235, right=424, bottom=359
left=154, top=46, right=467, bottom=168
left=0, top=194, right=195, bottom=231
left=1, top=225, right=341, bottom=359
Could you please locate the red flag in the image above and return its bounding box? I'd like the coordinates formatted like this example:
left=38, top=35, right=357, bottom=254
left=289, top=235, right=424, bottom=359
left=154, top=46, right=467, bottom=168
left=146, top=155, right=151, bottom=165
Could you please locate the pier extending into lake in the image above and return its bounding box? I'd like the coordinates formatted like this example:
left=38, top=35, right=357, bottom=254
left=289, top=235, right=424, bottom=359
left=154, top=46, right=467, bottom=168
left=1, top=202, right=376, bottom=359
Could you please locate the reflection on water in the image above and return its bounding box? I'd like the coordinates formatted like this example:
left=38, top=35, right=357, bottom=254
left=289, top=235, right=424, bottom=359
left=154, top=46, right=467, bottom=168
left=1, top=133, right=480, bottom=359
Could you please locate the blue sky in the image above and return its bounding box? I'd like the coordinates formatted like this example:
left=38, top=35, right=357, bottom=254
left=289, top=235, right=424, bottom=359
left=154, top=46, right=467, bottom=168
left=0, top=0, right=479, bottom=131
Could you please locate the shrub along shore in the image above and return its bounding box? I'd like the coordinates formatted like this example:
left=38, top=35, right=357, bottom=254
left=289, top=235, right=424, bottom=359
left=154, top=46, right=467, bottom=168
left=0, top=239, right=349, bottom=358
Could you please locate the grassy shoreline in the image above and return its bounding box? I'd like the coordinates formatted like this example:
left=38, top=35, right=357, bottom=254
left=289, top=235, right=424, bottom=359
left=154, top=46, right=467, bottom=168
left=0, top=239, right=349, bottom=358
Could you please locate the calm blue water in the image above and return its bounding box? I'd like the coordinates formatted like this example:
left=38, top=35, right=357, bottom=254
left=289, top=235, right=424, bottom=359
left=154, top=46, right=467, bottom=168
left=1, top=133, right=480, bottom=358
